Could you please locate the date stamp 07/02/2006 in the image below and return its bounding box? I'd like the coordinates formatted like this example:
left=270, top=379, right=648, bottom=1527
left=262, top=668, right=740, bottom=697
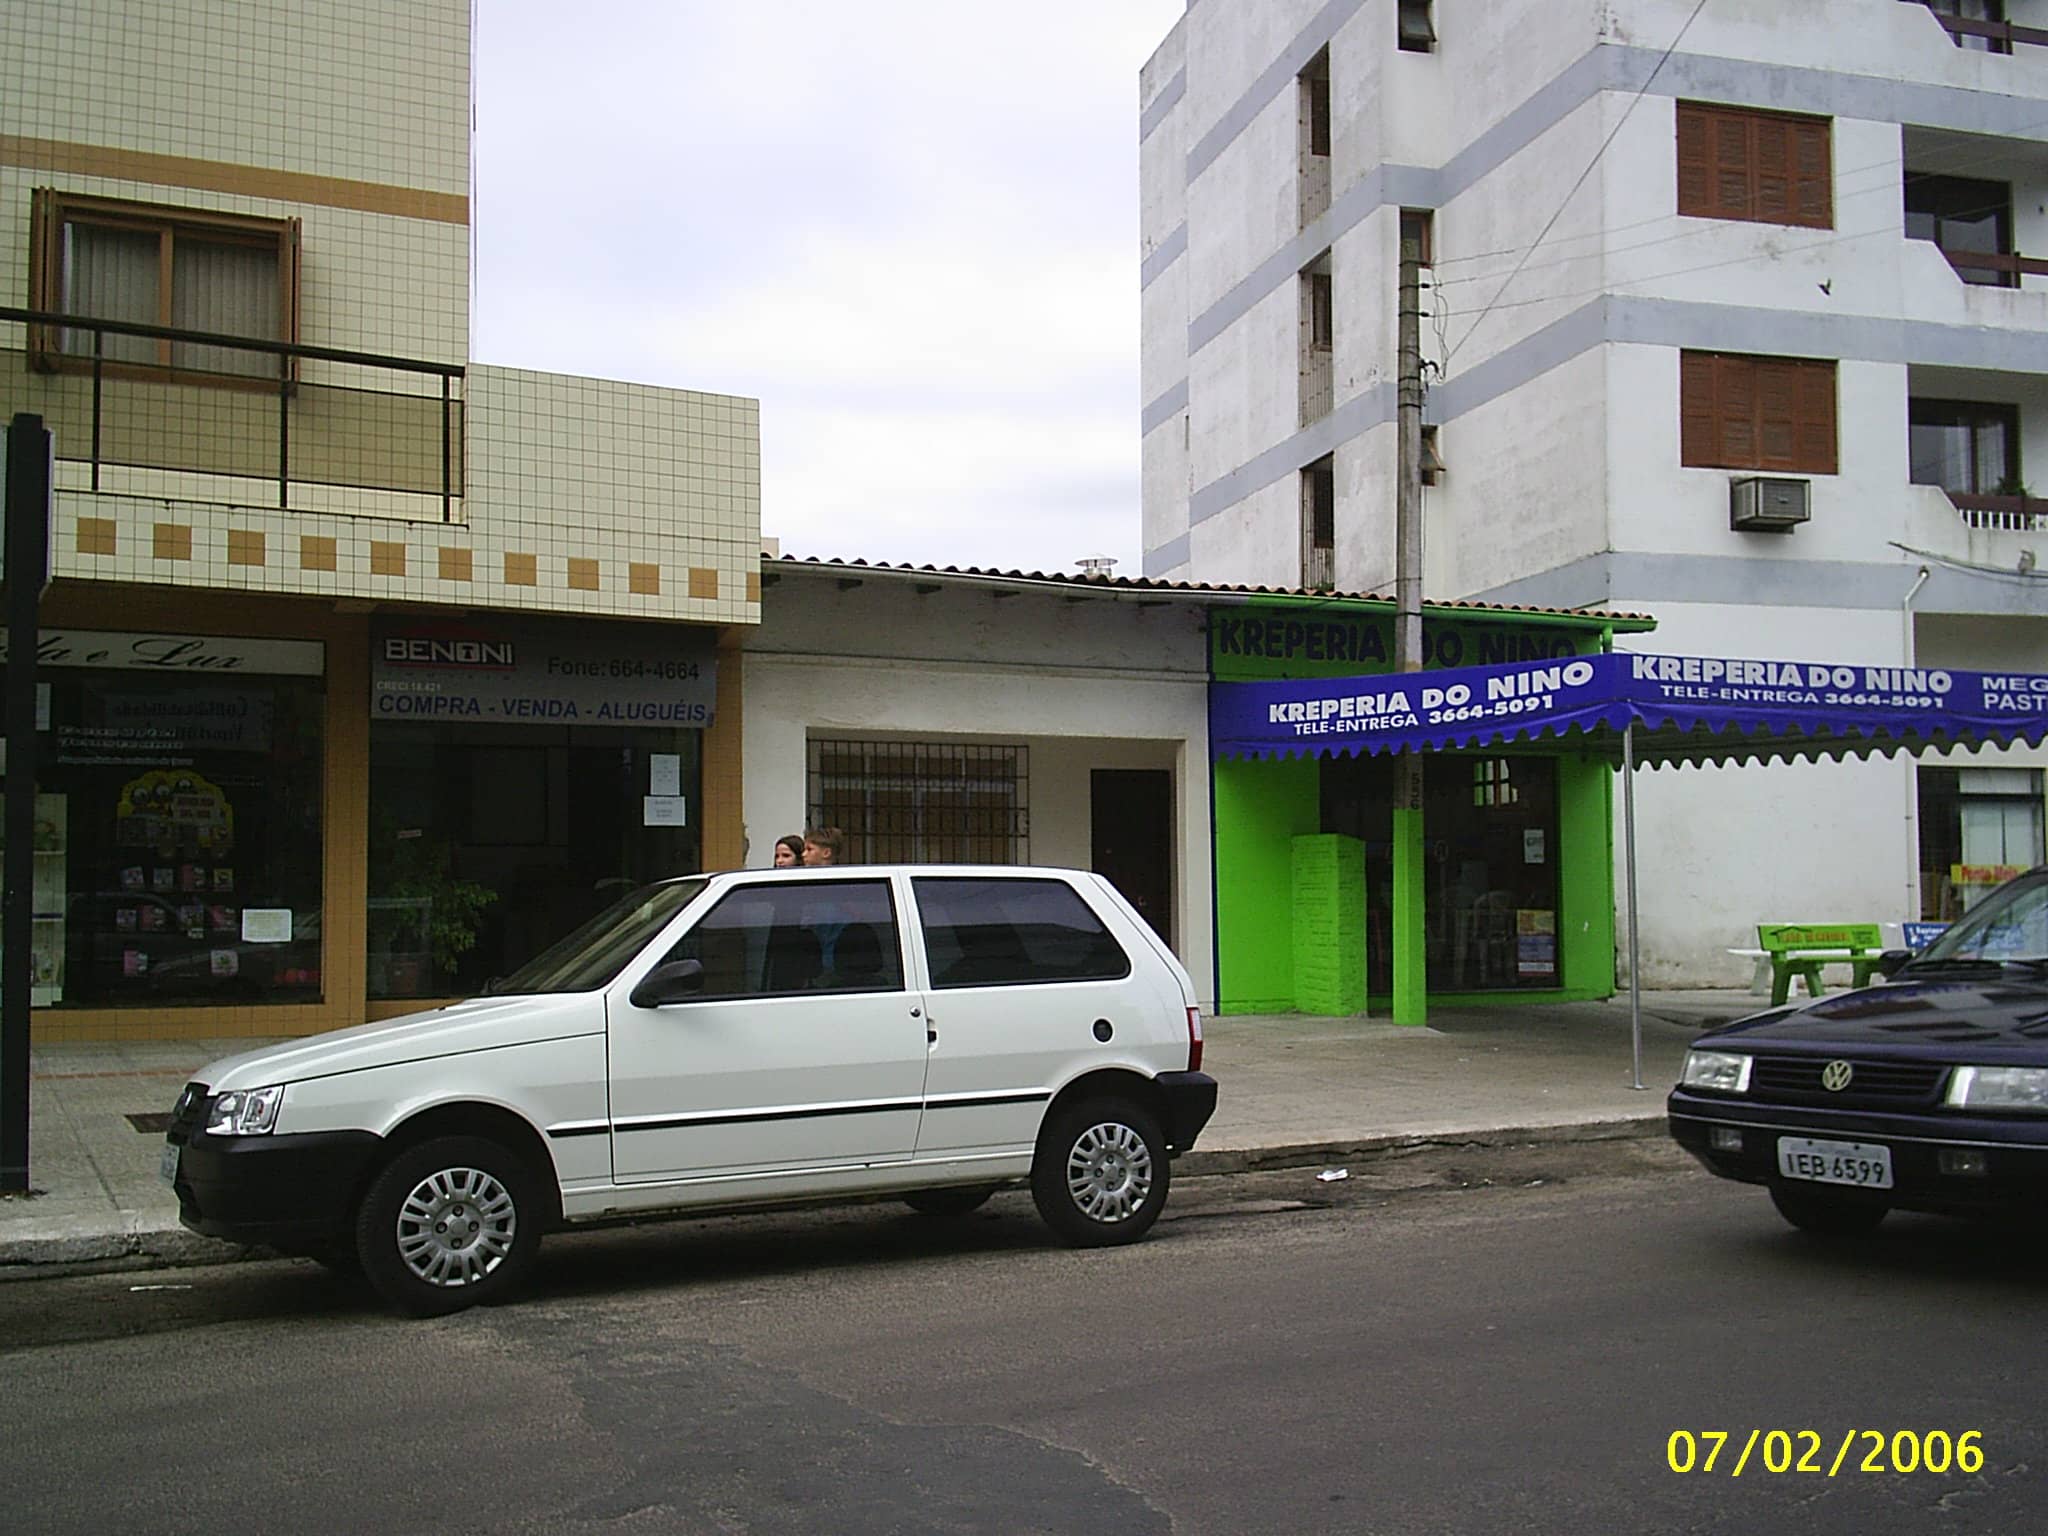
left=1666, top=1430, right=1984, bottom=1478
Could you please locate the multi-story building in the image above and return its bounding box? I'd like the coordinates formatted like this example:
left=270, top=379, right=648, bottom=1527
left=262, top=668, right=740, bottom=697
left=3, top=0, right=759, bottom=1039
left=1141, top=0, right=2048, bottom=983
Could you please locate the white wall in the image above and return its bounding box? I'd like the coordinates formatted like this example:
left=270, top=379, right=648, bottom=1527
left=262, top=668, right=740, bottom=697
left=742, top=572, right=1217, bottom=1005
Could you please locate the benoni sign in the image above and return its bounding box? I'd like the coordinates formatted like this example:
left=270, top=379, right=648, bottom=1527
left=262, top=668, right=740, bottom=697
left=0, top=629, right=326, bottom=676
left=371, top=621, right=717, bottom=727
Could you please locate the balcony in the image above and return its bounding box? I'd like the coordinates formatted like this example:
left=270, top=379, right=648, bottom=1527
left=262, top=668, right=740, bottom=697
left=1908, top=1, right=2046, bottom=52
left=1, top=308, right=464, bottom=522
left=1943, top=490, right=2048, bottom=529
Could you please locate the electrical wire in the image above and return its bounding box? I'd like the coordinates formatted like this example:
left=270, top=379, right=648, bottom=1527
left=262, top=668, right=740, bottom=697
left=1443, top=0, right=1713, bottom=368
left=1890, top=540, right=2048, bottom=582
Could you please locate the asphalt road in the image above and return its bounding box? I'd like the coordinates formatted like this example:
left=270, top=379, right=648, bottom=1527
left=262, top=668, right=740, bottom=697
left=3, top=1136, right=2044, bottom=1536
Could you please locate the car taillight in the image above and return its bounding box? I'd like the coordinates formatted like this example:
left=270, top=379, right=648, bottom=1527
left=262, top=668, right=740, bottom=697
left=1186, top=1006, right=1204, bottom=1073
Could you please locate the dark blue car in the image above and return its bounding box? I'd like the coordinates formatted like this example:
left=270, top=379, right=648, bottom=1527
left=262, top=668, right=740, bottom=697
left=1668, top=867, right=2048, bottom=1235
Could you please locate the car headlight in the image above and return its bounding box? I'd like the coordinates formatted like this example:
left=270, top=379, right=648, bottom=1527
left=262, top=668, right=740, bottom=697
left=1944, top=1066, right=2048, bottom=1114
left=206, top=1085, right=285, bottom=1136
left=1681, top=1050, right=1753, bottom=1093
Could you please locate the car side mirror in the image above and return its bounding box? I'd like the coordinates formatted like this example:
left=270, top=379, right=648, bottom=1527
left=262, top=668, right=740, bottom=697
left=630, top=958, right=705, bottom=1008
left=1874, top=948, right=1914, bottom=981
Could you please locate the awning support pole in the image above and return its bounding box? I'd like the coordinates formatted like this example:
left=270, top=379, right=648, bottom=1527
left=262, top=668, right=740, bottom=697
left=1624, top=721, right=1643, bottom=1091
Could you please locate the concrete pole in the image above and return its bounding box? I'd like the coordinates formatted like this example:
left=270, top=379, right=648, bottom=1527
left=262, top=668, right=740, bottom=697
left=1392, top=238, right=1427, bottom=1026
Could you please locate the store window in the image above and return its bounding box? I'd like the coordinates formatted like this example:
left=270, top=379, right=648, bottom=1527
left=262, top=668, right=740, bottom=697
left=368, top=722, right=702, bottom=999
left=1918, top=766, right=2045, bottom=918
left=1321, top=753, right=1561, bottom=992
left=4, top=632, right=326, bottom=1008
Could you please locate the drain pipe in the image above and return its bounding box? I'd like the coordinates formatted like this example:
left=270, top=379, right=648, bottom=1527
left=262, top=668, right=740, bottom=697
left=1901, top=564, right=1932, bottom=921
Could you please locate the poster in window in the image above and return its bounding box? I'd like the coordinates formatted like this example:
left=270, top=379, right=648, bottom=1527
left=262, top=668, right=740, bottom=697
left=1516, top=908, right=1557, bottom=978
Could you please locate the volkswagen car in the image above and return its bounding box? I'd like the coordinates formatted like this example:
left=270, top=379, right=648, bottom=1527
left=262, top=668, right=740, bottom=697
left=1668, top=866, right=2048, bottom=1235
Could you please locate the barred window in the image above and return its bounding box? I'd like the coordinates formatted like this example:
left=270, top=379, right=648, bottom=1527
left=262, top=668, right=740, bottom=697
left=807, top=740, right=1029, bottom=864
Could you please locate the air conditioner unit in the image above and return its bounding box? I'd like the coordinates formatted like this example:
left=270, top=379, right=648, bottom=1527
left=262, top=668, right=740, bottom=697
left=1730, top=476, right=1810, bottom=532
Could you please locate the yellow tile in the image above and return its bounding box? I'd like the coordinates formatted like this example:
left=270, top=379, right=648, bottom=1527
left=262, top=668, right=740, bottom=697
left=568, top=557, right=601, bottom=591
left=438, top=546, right=473, bottom=582
left=629, top=561, right=660, bottom=595
left=370, top=540, right=407, bottom=577
left=504, top=551, right=538, bottom=586
left=75, top=517, right=117, bottom=556
left=744, top=570, right=761, bottom=603
left=301, top=534, right=338, bottom=572
left=227, top=529, right=266, bottom=566
left=152, top=523, right=192, bottom=561
left=688, top=566, right=719, bottom=600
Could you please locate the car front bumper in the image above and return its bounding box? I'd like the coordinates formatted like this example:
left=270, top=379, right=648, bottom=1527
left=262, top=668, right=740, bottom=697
left=1668, top=1088, right=2048, bottom=1217
left=168, top=1126, right=384, bottom=1251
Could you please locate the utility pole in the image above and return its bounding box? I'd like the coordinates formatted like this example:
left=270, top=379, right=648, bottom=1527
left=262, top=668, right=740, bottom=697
left=3, top=414, right=53, bottom=1192
left=1392, top=237, right=1427, bottom=1026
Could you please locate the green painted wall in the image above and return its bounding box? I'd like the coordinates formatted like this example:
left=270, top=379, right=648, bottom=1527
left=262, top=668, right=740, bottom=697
left=1213, top=755, right=1318, bottom=1014
left=1556, top=753, right=1617, bottom=1000
left=1291, top=834, right=1365, bottom=1014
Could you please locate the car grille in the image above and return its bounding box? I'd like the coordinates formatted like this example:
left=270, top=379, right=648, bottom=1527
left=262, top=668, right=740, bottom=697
left=1750, top=1056, right=1947, bottom=1109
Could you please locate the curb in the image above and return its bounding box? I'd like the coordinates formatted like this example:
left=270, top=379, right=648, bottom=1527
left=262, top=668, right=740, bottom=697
left=0, top=1116, right=1672, bottom=1278
left=1177, top=1115, right=1668, bottom=1178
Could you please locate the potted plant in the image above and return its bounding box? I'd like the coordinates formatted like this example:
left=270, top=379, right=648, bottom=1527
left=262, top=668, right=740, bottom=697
left=366, top=820, right=497, bottom=995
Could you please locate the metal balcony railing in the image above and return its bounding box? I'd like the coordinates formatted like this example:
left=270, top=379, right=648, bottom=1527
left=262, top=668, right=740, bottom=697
left=1, top=307, right=464, bottom=521
left=1944, top=489, right=2048, bottom=530
left=1934, top=246, right=2048, bottom=285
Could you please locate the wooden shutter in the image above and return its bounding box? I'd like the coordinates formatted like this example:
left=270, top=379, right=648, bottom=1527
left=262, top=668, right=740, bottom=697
left=1754, top=118, right=1792, bottom=225
left=1712, top=112, right=1752, bottom=220
left=1680, top=351, right=1719, bottom=466
left=1791, top=360, right=1837, bottom=474
left=1676, top=104, right=1712, bottom=217
left=1791, top=118, right=1832, bottom=228
left=1755, top=360, right=1799, bottom=469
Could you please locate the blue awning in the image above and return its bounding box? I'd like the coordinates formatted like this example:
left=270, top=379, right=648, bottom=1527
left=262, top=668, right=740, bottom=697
left=1211, top=652, right=2048, bottom=768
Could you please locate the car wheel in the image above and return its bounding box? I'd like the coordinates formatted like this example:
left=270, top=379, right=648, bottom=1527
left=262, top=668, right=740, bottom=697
left=902, top=1185, right=998, bottom=1219
left=354, top=1135, right=542, bottom=1317
left=1769, top=1182, right=1889, bottom=1237
left=1032, top=1097, right=1169, bottom=1248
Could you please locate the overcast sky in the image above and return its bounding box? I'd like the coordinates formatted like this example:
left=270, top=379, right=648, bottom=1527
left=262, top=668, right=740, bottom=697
left=471, top=1, right=1184, bottom=577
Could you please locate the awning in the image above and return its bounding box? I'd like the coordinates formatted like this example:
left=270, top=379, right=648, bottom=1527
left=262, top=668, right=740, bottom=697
left=1209, top=649, right=2048, bottom=1087
left=1211, top=651, right=2048, bottom=768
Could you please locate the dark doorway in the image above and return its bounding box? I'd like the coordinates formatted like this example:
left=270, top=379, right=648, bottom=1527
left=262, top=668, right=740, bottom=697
left=1091, top=769, right=1174, bottom=945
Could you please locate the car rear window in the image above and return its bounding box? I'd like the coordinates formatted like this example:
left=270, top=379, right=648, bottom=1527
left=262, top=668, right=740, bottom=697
left=912, top=877, right=1131, bottom=989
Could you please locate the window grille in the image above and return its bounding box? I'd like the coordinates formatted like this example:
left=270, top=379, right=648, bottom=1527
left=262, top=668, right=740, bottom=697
left=807, top=740, right=1029, bottom=864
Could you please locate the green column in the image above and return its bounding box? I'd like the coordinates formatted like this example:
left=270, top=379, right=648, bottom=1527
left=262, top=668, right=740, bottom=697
left=1391, top=803, right=1427, bottom=1025
left=1291, top=834, right=1365, bottom=1015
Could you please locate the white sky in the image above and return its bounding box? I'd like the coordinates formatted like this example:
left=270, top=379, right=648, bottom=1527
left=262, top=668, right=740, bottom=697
left=472, top=1, right=1186, bottom=577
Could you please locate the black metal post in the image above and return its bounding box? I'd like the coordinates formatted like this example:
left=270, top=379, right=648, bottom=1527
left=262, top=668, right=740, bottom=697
left=90, top=329, right=103, bottom=493
left=3, top=413, right=53, bottom=1192
left=442, top=374, right=453, bottom=523
left=278, top=359, right=291, bottom=509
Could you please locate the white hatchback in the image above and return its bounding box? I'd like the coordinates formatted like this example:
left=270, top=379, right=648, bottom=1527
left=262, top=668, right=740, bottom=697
left=164, top=866, right=1217, bottom=1315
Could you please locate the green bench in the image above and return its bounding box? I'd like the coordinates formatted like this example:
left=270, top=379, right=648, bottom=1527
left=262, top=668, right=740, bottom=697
left=1756, top=923, right=1886, bottom=1006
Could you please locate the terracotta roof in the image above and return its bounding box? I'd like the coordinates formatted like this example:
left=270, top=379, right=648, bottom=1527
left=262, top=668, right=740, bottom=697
left=764, top=553, right=1656, bottom=627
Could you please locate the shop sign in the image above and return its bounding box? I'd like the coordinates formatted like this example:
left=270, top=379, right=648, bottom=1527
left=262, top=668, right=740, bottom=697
left=371, top=621, right=717, bottom=727
left=0, top=629, right=326, bottom=676
left=1209, top=605, right=1599, bottom=681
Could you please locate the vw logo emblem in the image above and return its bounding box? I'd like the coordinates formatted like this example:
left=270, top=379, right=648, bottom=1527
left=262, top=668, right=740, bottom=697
left=1820, top=1060, right=1854, bottom=1093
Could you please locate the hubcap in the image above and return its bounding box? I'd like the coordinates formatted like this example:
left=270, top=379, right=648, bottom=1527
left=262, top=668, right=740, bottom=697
left=1066, top=1121, right=1154, bottom=1223
left=395, top=1166, right=516, bottom=1288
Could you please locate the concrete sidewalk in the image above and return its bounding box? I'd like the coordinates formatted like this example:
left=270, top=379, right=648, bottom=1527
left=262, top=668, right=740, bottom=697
left=0, top=990, right=1756, bottom=1274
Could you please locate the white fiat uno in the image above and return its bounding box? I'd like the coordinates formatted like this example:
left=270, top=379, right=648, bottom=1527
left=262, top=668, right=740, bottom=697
left=163, top=867, right=1217, bottom=1315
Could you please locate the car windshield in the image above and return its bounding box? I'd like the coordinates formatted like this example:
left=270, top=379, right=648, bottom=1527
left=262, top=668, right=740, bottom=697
left=493, top=880, right=705, bottom=994
left=1915, top=871, right=2048, bottom=967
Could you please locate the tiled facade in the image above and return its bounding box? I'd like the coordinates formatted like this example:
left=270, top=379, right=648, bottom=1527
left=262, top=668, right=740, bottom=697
left=6, top=0, right=761, bottom=1039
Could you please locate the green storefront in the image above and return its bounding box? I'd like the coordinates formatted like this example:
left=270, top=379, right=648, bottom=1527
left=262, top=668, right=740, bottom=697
left=1208, top=597, right=1657, bottom=1019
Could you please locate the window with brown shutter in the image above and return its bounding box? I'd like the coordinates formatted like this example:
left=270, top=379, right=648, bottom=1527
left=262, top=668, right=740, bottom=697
left=1675, top=102, right=1832, bottom=229
left=1679, top=351, right=1837, bottom=474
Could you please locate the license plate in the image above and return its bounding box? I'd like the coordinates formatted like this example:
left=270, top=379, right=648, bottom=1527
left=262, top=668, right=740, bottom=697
left=1777, top=1136, right=1892, bottom=1189
left=158, top=1144, right=179, bottom=1186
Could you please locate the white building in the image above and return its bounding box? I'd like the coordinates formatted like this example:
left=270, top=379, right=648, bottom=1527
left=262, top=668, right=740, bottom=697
left=1140, top=0, right=2048, bottom=983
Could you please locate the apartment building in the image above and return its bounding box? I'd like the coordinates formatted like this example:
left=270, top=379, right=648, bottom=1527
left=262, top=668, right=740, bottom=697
left=3, top=0, right=758, bottom=1039
left=1141, top=0, right=2048, bottom=984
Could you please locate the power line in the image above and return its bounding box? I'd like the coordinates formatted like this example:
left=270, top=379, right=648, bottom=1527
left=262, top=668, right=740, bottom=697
left=1443, top=0, right=1712, bottom=368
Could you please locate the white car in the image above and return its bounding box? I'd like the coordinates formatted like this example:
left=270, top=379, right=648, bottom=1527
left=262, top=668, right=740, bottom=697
left=164, top=866, right=1217, bottom=1315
